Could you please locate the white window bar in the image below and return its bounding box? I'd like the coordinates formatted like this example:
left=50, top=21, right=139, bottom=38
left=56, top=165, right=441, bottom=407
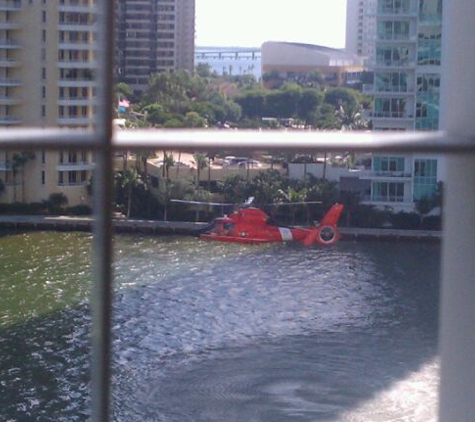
left=0, top=0, right=473, bottom=420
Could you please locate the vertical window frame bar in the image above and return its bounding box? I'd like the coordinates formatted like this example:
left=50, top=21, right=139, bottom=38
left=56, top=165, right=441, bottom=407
left=90, top=0, right=115, bottom=421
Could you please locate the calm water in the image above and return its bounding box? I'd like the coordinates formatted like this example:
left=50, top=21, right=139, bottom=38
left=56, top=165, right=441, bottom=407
left=0, top=231, right=441, bottom=421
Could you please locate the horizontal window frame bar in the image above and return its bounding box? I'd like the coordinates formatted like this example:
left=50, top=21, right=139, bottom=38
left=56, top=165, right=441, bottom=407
left=0, top=129, right=473, bottom=153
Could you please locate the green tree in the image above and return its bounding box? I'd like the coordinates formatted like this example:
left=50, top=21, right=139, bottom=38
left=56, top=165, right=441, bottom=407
left=196, top=63, right=213, bottom=78
left=297, top=89, right=323, bottom=125
left=116, top=82, right=133, bottom=98
left=184, top=111, right=207, bottom=127
left=305, top=71, right=325, bottom=88
left=11, top=151, right=35, bottom=203
left=219, top=174, right=249, bottom=203
left=234, top=89, right=267, bottom=119
left=247, top=170, right=287, bottom=207
left=415, top=196, right=436, bottom=228
left=142, top=103, right=168, bottom=126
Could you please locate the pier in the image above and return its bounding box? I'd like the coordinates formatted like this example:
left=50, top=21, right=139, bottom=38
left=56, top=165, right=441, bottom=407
left=0, top=215, right=441, bottom=242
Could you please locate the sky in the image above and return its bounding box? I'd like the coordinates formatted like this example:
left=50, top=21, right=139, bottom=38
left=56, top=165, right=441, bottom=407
left=195, top=0, right=347, bottom=48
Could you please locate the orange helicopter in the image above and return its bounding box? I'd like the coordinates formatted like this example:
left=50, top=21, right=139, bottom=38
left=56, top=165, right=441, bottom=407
left=172, top=198, right=344, bottom=246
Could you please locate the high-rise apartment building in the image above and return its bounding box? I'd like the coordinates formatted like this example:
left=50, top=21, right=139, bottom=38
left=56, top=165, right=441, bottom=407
left=0, top=0, right=97, bottom=205
left=368, top=0, right=442, bottom=131
left=346, top=0, right=377, bottom=58
left=361, top=0, right=443, bottom=211
left=115, top=0, right=195, bottom=94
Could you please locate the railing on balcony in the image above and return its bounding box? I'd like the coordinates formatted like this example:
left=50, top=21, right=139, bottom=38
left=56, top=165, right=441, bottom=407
left=0, top=0, right=21, bottom=10
left=358, top=170, right=413, bottom=179
left=57, top=161, right=95, bottom=171
left=0, top=38, right=20, bottom=48
left=373, top=59, right=416, bottom=68
left=371, top=111, right=414, bottom=119
left=363, top=195, right=411, bottom=203
left=377, top=34, right=417, bottom=42
left=0, top=78, right=21, bottom=86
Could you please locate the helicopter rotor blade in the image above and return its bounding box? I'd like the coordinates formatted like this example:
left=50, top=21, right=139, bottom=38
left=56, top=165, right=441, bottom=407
left=170, top=199, right=235, bottom=207
left=265, top=201, right=323, bottom=206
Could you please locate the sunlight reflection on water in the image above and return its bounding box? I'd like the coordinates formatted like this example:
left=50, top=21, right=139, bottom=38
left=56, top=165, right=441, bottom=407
left=0, top=232, right=440, bottom=421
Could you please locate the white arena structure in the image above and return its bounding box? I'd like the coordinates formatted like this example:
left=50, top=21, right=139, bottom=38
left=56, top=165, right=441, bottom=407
left=261, top=41, right=366, bottom=86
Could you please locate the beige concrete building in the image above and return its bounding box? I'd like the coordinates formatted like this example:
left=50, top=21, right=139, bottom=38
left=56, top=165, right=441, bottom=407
left=115, top=0, right=195, bottom=95
left=0, top=0, right=97, bottom=206
left=261, top=41, right=366, bottom=87
left=345, top=0, right=377, bottom=59
left=0, top=0, right=196, bottom=207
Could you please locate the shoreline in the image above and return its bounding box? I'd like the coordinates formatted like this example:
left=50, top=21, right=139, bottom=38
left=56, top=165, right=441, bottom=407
left=0, top=215, right=442, bottom=242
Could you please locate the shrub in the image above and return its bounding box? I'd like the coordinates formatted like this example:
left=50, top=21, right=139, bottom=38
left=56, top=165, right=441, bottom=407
left=66, top=205, right=92, bottom=216
left=389, top=212, right=420, bottom=230
left=421, top=215, right=442, bottom=230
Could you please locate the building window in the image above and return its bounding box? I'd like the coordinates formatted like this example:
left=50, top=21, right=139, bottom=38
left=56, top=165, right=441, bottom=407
left=373, top=156, right=405, bottom=172
left=413, top=158, right=438, bottom=200
left=372, top=181, right=405, bottom=202
left=41, top=171, right=45, bottom=185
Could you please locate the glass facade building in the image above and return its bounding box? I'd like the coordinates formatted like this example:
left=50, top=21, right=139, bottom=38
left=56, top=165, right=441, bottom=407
left=365, top=0, right=443, bottom=210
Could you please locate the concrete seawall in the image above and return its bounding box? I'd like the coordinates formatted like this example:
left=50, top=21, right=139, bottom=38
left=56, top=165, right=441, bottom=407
left=0, top=215, right=442, bottom=242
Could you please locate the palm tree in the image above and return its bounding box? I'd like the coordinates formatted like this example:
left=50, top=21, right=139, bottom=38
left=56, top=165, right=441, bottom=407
left=163, top=152, right=175, bottom=181
left=116, top=168, right=143, bottom=218
left=193, top=153, right=208, bottom=187
left=275, top=186, right=307, bottom=224
left=335, top=103, right=368, bottom=131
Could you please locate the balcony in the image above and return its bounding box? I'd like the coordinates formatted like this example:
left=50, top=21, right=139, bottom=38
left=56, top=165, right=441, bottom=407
left=0, top=0, right=21, bottom=11
left=59, top=41, right=99, bottom=51
left=57, top=161, right=95, bottom=171
left=0, top=95, right=21, bottom=105
left=0, top=77, right=21, bottom=86
left=0, top=19, right=20, bottom=30
left=57, top=116, right=93, bottom=126
left=376, top=34, right=417, bottom=43
left=0, top=58, right=21, bottom=67
left=58, top=4, right=98, bottom=13
left=58, top=22, right=97, bottom=32
left=58, top=96, right=96, bottom=106
left=0, top=38, right=20, bottom=49
left=0, top=115, right=21, bottom=125
left=371, top=111, right=414, bottom=120
left=371, top=59, right=416, bottom=69
left=364, top=194, right=413, bottom=203
left=57, top=60, right=98, bottom=69
left=377, top=9, right=418, bottom=18
left=358, top=170, right=413, bottom=181
left=363, top=84, right=415, bottom=95
left=58, top=78, right=96, bottom=88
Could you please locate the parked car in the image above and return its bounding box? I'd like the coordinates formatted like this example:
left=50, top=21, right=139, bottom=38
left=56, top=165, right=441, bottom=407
left=222, top=156, right=248, bottom=167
